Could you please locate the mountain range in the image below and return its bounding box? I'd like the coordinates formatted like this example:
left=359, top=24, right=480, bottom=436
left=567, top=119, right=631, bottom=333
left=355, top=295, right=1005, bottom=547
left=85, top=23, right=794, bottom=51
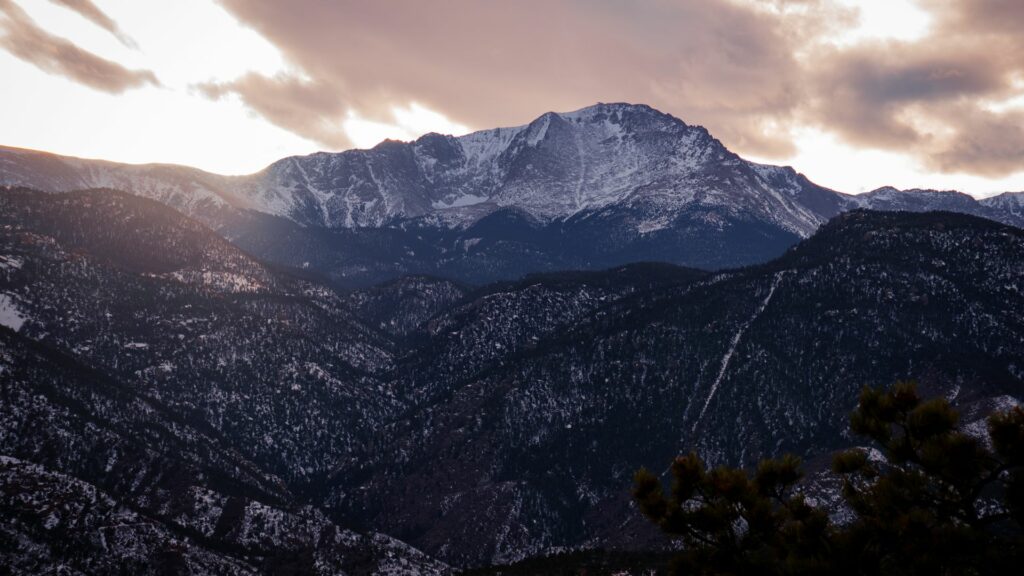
left=2, top=186, right=1022, bottom=570
left=2, top=102, right=1021, bottom=286
left=2, top=102, right=1023, bottom=573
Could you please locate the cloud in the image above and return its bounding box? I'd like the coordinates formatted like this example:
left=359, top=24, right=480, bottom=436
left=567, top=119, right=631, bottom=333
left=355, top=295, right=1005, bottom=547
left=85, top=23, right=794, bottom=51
left=924, top=0, right=1024, bottom=34
left=808, top=41, right=1011, bottom=148
left=927, top=105, right=1024, bottom=177
left=48, top=0, right=137, bottom=48
left=211, top=0, right=850, bottom=158
left=200, top=0, right=1023, bottom=177
left=801, top=0, right=1024, bottom=176
left=196, top=73, right=351, bottom=148
left=0, top=0, right=157, bottom=93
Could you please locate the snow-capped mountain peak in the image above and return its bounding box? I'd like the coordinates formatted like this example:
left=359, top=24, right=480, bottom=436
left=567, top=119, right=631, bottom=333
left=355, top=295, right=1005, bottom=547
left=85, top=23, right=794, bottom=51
left=247, top=102, right=774, bottom=230
left=2, top=104, right=1022, bottom=286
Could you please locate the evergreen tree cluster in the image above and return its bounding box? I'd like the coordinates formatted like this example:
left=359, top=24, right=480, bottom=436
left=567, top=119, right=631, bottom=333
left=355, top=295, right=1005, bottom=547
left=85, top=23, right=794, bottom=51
left=635, top=382, right=1024, bottom=575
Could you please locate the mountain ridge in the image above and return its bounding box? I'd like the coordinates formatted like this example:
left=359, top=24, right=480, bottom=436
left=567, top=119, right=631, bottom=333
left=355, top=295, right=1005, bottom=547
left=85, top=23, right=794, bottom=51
left=3, top=186, right=1023, bottom=568
left=2, top=103, right=1017, bottom=231
left=2, top=103, right=1022, bottom=287
left=333, top=208, right=1024, bottom=565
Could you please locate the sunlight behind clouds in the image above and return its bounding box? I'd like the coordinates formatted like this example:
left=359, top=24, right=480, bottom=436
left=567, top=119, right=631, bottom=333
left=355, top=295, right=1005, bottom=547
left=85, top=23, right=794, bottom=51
left=2, top=1, right=470, bottom=170
left=0, top=0, right=313, bottom=174
left=831, top=0, right=932, bottom=45
left=14, top=0, right=129, bottom=60
left=92, top=0, right=287, bottom=88
left=0, top=49, right=319, bottom=173
left=344, top=103, right=472, bottom=149
left=13, top=0, right=288, bottom=87
left=748, top=127, right=1024, bottom=197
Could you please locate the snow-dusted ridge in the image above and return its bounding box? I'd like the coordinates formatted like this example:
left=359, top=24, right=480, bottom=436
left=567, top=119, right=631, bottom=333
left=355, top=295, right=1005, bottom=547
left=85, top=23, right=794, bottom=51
left=4, top=103, right=1021, bottom=238
left=2, top=103, right=1022, bottom=290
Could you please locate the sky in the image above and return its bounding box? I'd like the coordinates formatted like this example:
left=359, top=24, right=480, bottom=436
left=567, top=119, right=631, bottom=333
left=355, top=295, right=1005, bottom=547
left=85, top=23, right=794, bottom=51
left=0, top=0, right=1022, bottom=196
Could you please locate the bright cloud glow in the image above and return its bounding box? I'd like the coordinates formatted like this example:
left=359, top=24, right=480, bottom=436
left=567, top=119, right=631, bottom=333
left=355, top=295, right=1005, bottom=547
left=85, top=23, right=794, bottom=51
left=13, top=0, right=288, bottom=88
left=0, top=0, right=310, bottom=174
left=0, top=1, right=473, bottom=173
left=344, top=103, right=471, bottom=149
left=832, top=0, right=932, bottom=45
left=748, top=128, right=1024, bottom=198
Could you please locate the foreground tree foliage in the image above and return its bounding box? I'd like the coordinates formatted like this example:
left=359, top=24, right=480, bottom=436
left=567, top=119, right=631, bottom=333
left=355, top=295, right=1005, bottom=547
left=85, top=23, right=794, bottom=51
left=634, top=382, right=1024, bottom=575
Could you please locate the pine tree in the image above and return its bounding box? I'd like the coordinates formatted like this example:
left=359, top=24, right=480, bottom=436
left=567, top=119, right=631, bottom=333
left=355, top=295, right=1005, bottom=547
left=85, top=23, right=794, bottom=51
left=831, top=381, right=1024, bottom=575
left=634, top=381, right=1024, bottom=575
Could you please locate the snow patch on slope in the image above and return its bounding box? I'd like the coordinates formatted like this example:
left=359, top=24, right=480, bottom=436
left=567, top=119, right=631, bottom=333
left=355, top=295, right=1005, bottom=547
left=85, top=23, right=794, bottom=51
left=0, top=293, right=26, bottom=331
left=0, top=255, right=23, bottom=271
left=432, top=194, right=489, bottom=209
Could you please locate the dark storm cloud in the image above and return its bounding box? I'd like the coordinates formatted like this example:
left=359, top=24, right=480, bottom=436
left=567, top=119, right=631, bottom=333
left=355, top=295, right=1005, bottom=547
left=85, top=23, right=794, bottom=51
left=48, top=0, right=137, bottom=48
left=0, top=0, right=157, bottom=93
left=208, top=0, right=1022, bottom=176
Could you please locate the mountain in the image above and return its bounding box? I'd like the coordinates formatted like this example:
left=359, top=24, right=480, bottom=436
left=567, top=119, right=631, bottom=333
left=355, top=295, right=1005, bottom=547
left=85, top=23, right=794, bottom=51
left=0, top=188, right=453, bottom=574
left=3, top=103, right=1021, bottom=286
left=0, top=105, right=830, bottom=232
left=981, top=191, right=1024, bottom=222
left=331, top=210, right=1024, bottom=566
left=0, top=331, right=450, bottom=575
left=0, top=188, right=437, bottom=485
left=3, top=186, right=1022, bottom=569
